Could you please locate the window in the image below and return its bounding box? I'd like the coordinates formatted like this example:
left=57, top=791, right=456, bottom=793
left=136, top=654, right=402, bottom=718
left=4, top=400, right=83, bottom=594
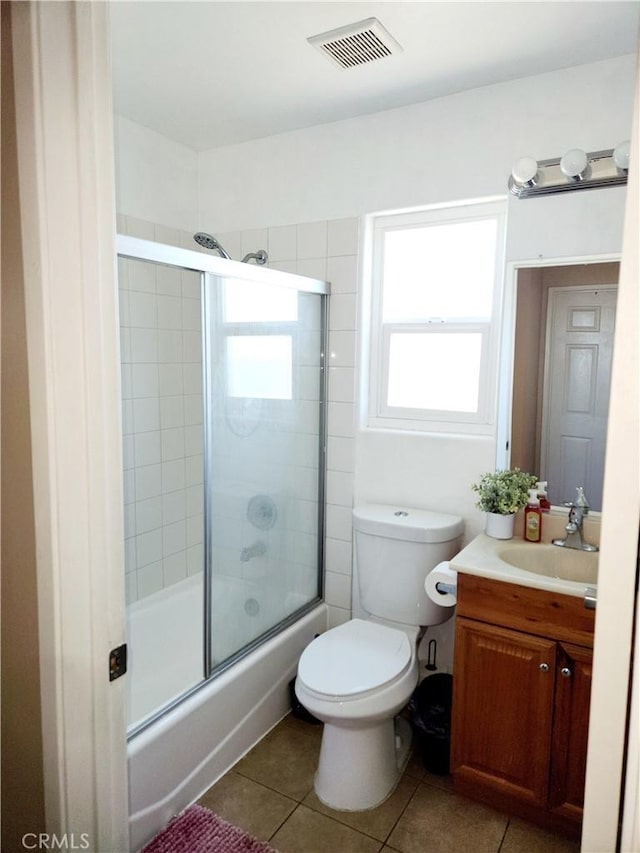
left=222, top=279, right=297, bottom=401
left=368, top=200, right=506, bottom=432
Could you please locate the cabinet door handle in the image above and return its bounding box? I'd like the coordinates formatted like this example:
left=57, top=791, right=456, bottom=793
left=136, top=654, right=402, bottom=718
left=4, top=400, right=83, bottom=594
left=539, top=663, right=550, bottom=672
left=561, top=667, right=572, bottom=678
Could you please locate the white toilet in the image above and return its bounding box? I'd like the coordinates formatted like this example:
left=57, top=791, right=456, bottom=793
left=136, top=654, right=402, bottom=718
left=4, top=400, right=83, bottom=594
left=295, top=503, right=463, bottom=811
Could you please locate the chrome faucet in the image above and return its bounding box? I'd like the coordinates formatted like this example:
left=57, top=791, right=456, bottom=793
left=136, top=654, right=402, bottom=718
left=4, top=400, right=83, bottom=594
left=552, top=501, right=598, bottom=552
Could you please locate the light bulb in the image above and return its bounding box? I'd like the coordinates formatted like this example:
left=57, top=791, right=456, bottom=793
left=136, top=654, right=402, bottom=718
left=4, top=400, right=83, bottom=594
left=560, top=148, right=589, bottom=180
left=613, top=140, right=630, bottom=172
left=511, top=156, right=539, bottom=187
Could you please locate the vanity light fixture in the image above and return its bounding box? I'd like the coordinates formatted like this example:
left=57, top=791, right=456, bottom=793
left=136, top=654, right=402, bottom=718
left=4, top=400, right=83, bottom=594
left=509, top=142, right=630, bottom=198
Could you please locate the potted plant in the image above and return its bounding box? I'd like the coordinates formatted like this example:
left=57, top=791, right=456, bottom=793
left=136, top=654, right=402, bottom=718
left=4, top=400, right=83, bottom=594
left=472, top=469, right=538, bottom=539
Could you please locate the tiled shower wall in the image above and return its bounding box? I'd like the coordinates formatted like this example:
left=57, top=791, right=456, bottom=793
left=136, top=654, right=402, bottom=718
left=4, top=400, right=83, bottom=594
left=117, top=214, right=359, bottom=626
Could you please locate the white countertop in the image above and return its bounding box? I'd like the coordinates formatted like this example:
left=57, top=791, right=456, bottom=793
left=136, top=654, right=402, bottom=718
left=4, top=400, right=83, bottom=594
left=450, top=532, right=598, bottom=599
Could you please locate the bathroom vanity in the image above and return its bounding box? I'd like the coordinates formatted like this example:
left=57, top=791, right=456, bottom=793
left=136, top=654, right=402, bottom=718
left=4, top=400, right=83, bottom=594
left=450, top=520, right=599, bottom=838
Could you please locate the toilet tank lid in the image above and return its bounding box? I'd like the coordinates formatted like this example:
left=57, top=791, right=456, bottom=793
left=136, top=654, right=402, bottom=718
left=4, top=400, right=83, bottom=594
left=352, top=504, right=464, bottom=543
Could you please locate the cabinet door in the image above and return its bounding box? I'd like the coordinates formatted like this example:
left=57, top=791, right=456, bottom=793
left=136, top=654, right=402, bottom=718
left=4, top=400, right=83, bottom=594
left=451, top=618, right=556, bottom=807
left=549, top=642, right=593, bottom=820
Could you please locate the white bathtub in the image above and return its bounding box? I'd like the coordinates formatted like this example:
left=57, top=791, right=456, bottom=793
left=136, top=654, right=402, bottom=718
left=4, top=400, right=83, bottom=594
left=127, top=573, right=326, bottom=851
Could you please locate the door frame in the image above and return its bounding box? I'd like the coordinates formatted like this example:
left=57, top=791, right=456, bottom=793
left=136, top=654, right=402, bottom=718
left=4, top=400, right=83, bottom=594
left=11, top=3, right=129, bottom=850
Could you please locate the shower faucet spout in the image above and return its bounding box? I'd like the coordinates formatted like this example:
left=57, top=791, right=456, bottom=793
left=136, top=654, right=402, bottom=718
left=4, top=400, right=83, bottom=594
left=241, top=249, right=268, bottom=265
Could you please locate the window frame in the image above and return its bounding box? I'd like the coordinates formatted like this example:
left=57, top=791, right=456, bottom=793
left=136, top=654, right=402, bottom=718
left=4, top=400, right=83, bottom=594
left=368, top=199, right=507, bottom=434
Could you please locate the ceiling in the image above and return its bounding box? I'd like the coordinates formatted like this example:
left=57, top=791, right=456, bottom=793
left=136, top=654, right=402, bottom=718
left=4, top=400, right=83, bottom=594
left=110, top=1, right=640, bottom=152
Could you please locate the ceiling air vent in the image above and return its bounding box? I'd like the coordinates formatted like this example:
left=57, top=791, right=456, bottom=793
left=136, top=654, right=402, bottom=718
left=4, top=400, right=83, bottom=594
left=308, top=17, right=402, bottom=69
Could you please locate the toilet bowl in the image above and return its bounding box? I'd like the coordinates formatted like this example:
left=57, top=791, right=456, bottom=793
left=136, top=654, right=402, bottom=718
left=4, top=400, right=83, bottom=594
left=295, top=503, right=464, bottom=812
left=296, top=618, right=419, bottom=810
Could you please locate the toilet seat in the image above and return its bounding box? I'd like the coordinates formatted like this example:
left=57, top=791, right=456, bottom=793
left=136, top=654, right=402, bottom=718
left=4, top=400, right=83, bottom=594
left=297, top=618, right=412, bottom=699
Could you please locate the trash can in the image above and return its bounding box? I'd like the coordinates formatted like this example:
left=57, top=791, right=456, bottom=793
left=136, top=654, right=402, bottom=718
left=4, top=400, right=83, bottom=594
left=408, top=673, right=453, bottom=775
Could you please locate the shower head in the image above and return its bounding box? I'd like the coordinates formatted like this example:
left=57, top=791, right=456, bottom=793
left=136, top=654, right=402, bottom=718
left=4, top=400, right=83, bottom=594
left=193, top=232, right=232, bottom=259
left=241, top=249, right=269, bottom=265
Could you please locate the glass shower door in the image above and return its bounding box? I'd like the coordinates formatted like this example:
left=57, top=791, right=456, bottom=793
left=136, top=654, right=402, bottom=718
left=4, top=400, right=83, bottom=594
left=204, top=273, right=325, bottom=670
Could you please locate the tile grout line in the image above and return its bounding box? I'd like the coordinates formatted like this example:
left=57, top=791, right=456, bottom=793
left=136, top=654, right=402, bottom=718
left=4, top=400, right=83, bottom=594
left=496, top=817, right=511, bottom=852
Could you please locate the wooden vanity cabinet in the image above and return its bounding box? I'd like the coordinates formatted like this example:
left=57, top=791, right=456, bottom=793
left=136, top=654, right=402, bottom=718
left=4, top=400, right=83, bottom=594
left=451, top=573, right=594, bottom=837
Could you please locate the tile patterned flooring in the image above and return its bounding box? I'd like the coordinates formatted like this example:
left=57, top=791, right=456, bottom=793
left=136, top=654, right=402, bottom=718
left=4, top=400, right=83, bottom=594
left=198, top=714, right=581, bottom=853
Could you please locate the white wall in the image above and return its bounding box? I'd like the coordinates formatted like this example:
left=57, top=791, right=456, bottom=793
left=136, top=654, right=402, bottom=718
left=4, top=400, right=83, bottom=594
left=195, top=55, right=635, bottom=563
left=114, top=114, right=198, bottom=231
left=198, top=56, right=636, bottom=231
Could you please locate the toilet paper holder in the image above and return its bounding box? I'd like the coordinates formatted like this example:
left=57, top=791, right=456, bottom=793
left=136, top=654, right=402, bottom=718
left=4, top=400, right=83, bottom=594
left=435, top=581, right=456, bottom=596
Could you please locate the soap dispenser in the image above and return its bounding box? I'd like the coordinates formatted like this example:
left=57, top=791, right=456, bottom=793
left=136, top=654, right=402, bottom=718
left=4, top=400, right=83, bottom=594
left=537, top=481, right=551, bottom=512
left=524, top=488, right=542, bottom=543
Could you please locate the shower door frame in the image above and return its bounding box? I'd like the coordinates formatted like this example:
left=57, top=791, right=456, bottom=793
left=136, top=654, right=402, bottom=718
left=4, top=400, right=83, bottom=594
left=117, top=235, right=329, bottom=736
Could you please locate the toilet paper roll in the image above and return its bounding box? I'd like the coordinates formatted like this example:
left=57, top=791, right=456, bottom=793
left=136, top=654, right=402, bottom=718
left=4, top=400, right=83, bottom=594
left=425, top=561, right=458, bottom=608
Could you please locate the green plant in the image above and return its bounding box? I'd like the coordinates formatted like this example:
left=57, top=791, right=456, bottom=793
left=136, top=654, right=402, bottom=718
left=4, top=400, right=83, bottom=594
left=471, top=469, right=538, bottom=515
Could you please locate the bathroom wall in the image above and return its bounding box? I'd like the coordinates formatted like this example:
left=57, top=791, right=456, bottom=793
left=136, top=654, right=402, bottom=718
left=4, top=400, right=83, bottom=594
left=115, top=54, right=635, bottom=621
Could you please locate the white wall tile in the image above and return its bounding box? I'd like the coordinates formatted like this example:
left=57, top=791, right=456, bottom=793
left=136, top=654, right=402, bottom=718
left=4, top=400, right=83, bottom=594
left=161, top=427, right=185, bottom=461
left=326, top=605, right=351, bottom=629
left=157, top=295, right=182, bottom=330
left=327, top=435, right=355, bottom=473
left=328, top=331, right=356, bottom=367
left=329, top=294, right=357, bottom=332
left=158, top=330, right=183, bottom=363
left=326, top=504, right=353, bottom=542
left=125, top=571, right=138, bottom=604
left=134, top=430, right=161, bottom=467
left=183, top=331, right=202, bottom=363
left=125, top=216, right=155, bottom=241
left=162, top=459, right=186, bottom=493
left=122, top=399, right=134, bottom=436
left=186, top=484, right=204, bottom=517
left=163, top=551, right=187, bottom=587
left=136, top=497, right=162, bottom=535
left=297, top=221, right=327, bottom=259
left=182, top=298, right=201, bottom=331
left=268, top=224, right=297, bottom=261
left=154, top=223, right=181, bottom=246
left=163, top=519, right=186, bottom=556
left=160, top=396, right=184, bottom=430
left=162, top=489, right=186, bottom=524
left=325, top=537, right=352, bottom=575
left=157, top=265, right=182, bottom=296
left=129, top=291, right=157, bottom=328
left=132, top=363, right=159, bottom=398
left=130, top=328, right=158, bottom=362
left=328, top=367, right=355, bottom=404
left=185, top=454, right=204, bottom=486
left=328, top=217, right=359, bottom=257
left=297, top=257, right=327, bottom=281
left=136, top=529, right=163, bottom=568
left=159, top=364, right=184, bottom=396
left=326, top=255, right=358, bottom=294
left=186, top=543, right=204, bottom=575
left=128, top=258, right=156, bottom=292
left=182, top=269, right=200, bottom=299
left=136, top=561, right=163, bottom=598
left=325, top=570, right=351, bottom=609
left=186, top=514, right=203, bottom=546
left=327, top=402, right=355, bottom=438
left=135, top=463, right=162, bottom=501
left=326, top=470, right=354, bottom=507
left=241, top=228, right=268, bottom=259
left=185, top=424, right=204, bottom=457
left=133, top=398, right=160, bottom=433
left=184, top=395, right=203, bottom=425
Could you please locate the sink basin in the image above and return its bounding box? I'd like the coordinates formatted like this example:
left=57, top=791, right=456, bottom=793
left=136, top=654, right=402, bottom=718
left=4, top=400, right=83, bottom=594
left=498, top=543, right=598, bottom=585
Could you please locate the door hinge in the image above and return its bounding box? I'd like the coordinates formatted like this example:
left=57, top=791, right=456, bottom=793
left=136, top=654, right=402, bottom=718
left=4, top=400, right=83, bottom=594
left=109, top=643, right=127, bottom=681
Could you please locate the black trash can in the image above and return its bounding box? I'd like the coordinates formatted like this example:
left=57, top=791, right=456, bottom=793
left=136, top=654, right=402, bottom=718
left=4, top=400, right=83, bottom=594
left=409, top=673, right=453, bottom=775
left=289, top=677, right=321, bottom=724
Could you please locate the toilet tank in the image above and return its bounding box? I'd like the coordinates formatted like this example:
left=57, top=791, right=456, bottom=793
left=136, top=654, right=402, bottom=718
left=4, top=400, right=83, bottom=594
left=352, top=504, right=464, bottom=627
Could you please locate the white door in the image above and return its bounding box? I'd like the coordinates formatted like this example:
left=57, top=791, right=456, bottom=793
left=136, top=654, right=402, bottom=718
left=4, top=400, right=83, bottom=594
left=541, top=286, right=617, bottom=511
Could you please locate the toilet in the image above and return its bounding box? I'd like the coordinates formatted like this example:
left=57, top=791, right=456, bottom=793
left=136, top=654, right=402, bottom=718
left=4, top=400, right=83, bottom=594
left=295, top=503, right=463, bottom=811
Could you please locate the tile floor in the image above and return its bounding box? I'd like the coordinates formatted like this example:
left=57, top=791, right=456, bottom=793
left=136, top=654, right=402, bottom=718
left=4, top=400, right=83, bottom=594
left=198, top=714, right=581, bottom=853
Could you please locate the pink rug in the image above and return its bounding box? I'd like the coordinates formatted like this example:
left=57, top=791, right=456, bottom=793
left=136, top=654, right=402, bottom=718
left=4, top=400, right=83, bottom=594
left=141, top=804, right=278, bottom=853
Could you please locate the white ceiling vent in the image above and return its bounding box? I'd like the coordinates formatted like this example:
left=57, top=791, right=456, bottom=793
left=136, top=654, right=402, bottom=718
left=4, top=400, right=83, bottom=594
left=308, top=17, right=403, bottom=69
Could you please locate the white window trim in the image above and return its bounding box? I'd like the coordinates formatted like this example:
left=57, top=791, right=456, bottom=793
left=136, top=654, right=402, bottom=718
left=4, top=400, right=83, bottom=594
left=367, top=198, right=507, bottom=434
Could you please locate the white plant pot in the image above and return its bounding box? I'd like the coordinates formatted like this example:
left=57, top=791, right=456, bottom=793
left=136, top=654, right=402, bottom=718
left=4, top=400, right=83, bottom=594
left=485, top=512, right=515, bottom=540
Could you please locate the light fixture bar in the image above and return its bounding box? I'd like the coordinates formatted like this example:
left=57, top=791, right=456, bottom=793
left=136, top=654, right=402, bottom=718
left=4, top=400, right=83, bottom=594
left=509, top=148, right=628, bottom=198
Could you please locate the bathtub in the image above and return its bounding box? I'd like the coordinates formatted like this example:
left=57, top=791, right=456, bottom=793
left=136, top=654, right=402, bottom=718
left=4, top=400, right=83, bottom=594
left=127, top=573, right=326, bottom=851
